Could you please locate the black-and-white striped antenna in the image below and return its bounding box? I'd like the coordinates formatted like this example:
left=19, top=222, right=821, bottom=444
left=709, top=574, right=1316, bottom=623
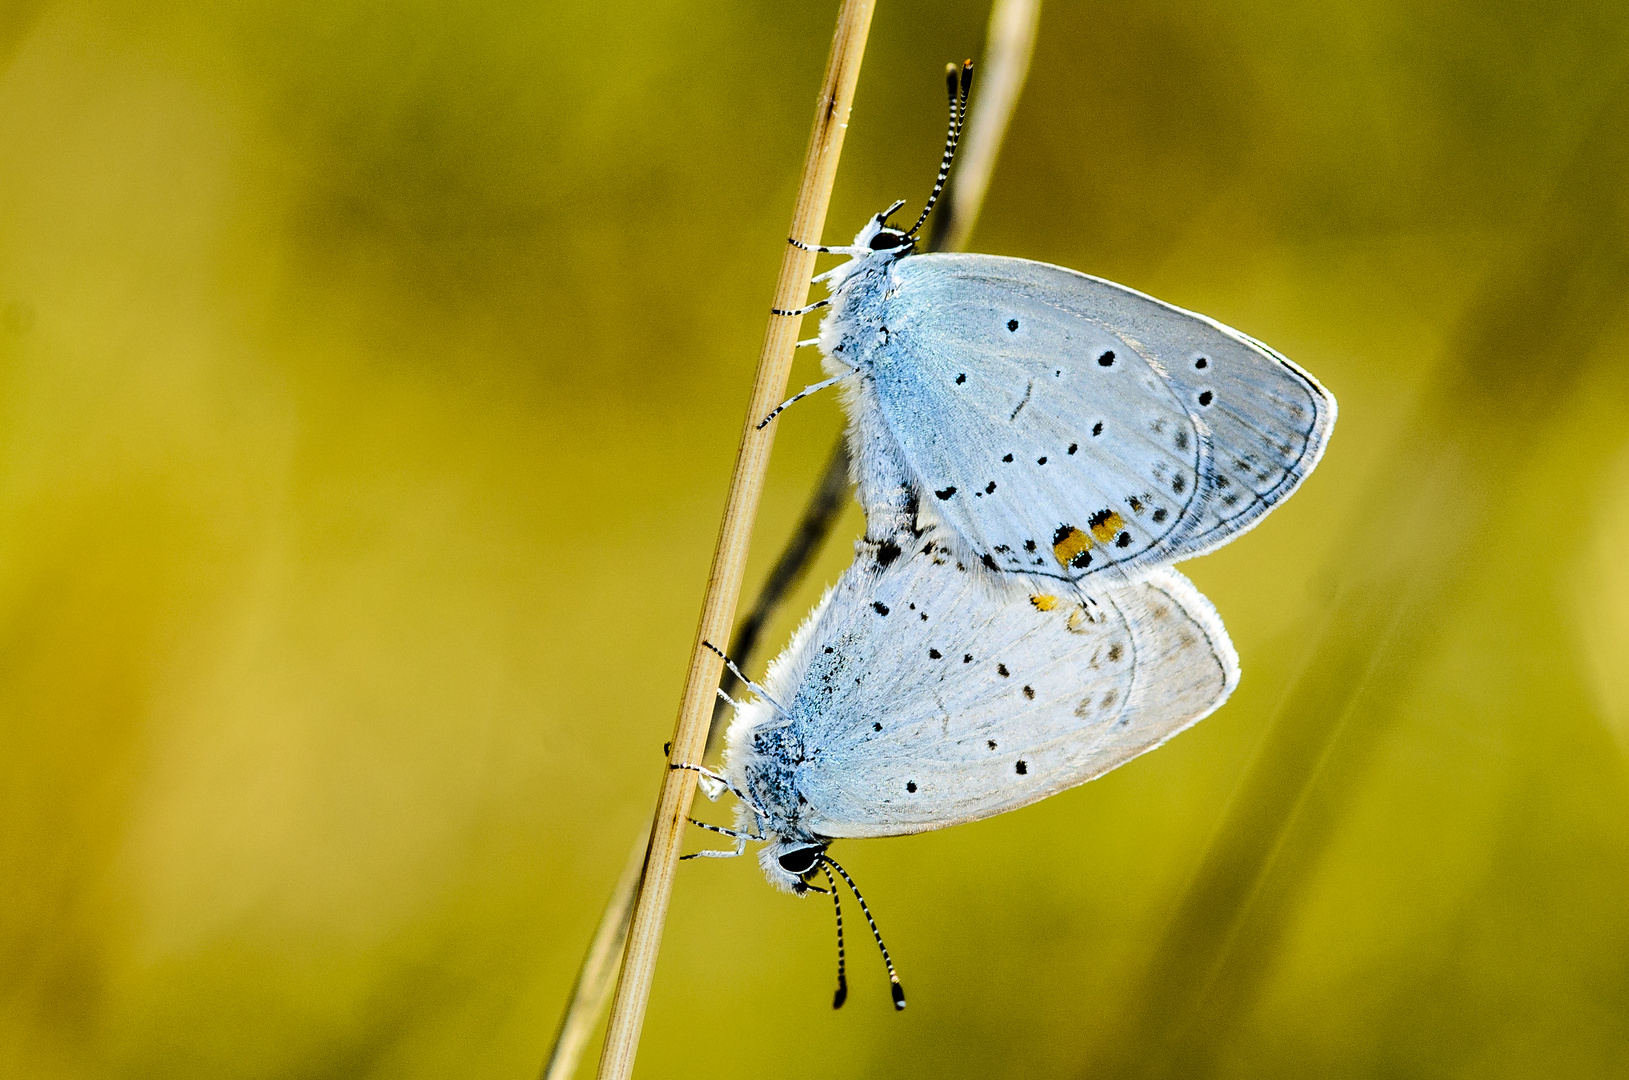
left=820, top=862, right=850, bottom=1009
left=906, top=59, right=975, bottom=239
left=822, top=854, right=906, bottom=1010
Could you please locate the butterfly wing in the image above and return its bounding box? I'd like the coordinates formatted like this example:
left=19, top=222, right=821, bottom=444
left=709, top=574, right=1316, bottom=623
left=789, top=540, right=1238, bottom=839
left=851, top=252, right=1334, bottom=582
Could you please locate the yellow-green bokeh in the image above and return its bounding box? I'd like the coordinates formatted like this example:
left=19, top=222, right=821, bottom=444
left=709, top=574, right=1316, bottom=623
left=3, top=2, right=1628, bottom=1077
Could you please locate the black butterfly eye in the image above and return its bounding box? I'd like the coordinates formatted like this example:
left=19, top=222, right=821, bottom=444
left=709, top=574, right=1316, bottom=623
left=869, top=230, right=904, bottom=250
left=777, top=846, right=824, bottom=875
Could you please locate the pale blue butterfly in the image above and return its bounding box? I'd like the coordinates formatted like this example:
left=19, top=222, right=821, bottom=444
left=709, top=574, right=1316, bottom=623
left=769, top=61, right=1335, bottom=587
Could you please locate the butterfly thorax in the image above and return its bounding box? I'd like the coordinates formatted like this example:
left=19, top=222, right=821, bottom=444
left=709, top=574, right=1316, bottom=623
left=725, top=714, right=816, bottom=823
left=815, top=206, right=920, bottom=367
left=723, top=720, right=832, bottom=893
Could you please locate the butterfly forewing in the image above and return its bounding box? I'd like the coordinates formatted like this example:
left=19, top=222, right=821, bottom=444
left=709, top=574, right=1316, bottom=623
left=781, top=544, right=1237, bottom=840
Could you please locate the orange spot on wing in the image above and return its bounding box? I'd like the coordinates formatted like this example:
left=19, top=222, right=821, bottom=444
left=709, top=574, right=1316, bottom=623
left=1051, top=526, right=1091, bottom=568
left=1088, top=511, right=1125, bottom=544
left=1029, top=594, right=1059, bottom=611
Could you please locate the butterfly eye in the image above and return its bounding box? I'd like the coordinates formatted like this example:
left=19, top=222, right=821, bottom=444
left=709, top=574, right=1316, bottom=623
left=868, top=230, right=905, bottom=251
left=777, top=846, right=824, bottom=875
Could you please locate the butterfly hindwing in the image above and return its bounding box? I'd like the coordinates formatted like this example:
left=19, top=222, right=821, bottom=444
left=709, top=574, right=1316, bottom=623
left=755, top=540, right=1237, bottom=840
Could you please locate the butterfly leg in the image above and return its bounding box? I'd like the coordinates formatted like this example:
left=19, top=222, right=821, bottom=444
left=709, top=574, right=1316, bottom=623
left=787, top=236, right=866, bottom=256
left=757, top=370, right=857, bottom=429
left=679, top=833, right=748, bottom=861
left=699, top=640, right=793, bottom=719
left=686, top=819, right=763, bottom=843
left=770, top=298, right=830, bottom=317
left=667, top=759, right=768, bottom=812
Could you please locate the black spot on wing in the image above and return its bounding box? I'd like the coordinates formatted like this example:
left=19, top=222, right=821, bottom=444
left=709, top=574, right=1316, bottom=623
left=872, top=601, right=889, bottom=616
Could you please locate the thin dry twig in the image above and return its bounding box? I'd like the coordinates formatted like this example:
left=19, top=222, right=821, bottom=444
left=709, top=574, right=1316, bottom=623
left=591, top=4, right=877, bottom=1078
left=542, top=4, right=1043, bottom=1077
left=539, top=833, right=645, bottom=1080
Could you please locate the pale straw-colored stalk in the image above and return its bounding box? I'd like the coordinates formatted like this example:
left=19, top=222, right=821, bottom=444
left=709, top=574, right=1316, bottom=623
left=539, top=833, right=645, bottom=1080
left=591, top=4, right=877, bottom=1078
left=542, top=4, right=1043, bottom=1078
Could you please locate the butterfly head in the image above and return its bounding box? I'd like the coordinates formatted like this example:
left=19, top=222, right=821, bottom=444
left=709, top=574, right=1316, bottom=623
left=761, top=839, right=830, bottom=893
left=850, top=200, right=916, bottom=258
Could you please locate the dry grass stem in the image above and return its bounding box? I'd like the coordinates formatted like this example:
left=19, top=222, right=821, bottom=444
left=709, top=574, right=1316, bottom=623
left=544, top=4, right=1043, bottom=1076
left=540, top=831, right=646, bottom=1080
left=591, top=4, right=877, bottom=1077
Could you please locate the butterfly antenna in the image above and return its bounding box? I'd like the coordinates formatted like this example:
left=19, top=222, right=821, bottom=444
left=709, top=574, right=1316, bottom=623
left=822, top=854, right=905, bottom=1010
left=820, top=862, right=849, bottom=1009
left=907, top=59, right=974, bottom=238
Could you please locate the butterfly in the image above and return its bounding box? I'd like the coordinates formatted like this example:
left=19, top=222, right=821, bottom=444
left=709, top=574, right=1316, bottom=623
left=771, top=61, right=1335, bottom=587
left=678, top=522, right=1237, bottom=1007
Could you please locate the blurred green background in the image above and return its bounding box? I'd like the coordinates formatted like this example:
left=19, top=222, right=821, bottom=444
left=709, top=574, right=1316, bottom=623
left=4, top=1, right=1629, bottom=1077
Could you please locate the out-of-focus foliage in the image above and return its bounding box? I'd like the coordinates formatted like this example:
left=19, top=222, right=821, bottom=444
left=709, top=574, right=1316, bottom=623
left=2, top=2, right=1628, bottom=1078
